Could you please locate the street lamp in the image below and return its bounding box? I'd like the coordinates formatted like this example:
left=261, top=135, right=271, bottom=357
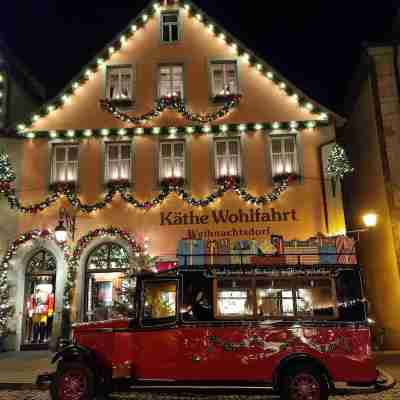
left=362, top=213, right=378, bottom=228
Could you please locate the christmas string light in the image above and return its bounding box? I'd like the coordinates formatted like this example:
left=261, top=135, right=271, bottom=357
left=15, top=119, right=327, bottom=140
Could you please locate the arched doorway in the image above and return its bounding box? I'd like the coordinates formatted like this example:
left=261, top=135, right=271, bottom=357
left=85, top=242, right=134, bottom=321
left=22, top=249, right=56, bottom=350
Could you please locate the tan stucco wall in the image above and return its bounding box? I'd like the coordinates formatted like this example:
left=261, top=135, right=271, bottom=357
left=15, top=5, right=338, bottom=254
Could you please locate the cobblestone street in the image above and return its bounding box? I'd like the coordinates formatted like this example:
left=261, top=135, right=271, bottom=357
left=0, top=387, right=399, bottom=400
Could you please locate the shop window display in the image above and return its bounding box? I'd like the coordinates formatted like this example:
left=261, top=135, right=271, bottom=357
left=24, top=250, right=56, bottom=347
left=86, top=243, right=133, bottom=321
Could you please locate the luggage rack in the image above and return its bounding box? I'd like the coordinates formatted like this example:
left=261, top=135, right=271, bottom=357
left=176, top=252, right=360, bottom=275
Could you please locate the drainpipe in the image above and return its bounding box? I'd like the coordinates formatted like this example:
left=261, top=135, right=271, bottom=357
left=394, top=44, right=400, bottom=100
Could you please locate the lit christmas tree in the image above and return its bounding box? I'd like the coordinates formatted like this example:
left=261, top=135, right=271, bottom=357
left=327, top=144, right=354, bottom=180
left=0, top=151, right=16, bottom=183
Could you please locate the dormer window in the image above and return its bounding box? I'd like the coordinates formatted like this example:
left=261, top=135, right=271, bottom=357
left=158, top=65, right=184, bottom=98
left=106, top=66, right=134, bottom=106
left=210, top=61, right=239, bottom=99
left=161, top=11, right=180, bottom=43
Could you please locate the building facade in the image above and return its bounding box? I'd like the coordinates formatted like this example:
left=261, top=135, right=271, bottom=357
left=340, top=38, right=400, bottom=349
left=1, top=0, right=345, bottom=351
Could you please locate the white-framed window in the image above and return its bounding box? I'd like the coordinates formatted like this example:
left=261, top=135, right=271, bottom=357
left=105, top=142, right=132, bottom=182
left=51, top=144, right=79, bottom=183
left=270, top=135, right=299, bottom=176
left=161, top=12, right=180, bottom=43
left=158, top=65, right=184, bottom=98
left=159, top=141, right=185, bottom=180
left=214, top=138, right=241, bottom=178
left=210, top=61, right=239, bottom=97
left=106, top=66, right=134, bottom=102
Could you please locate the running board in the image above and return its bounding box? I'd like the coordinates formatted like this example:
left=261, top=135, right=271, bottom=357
left=128, top=385, right=275, bottom=390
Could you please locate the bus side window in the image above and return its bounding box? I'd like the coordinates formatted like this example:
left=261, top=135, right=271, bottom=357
left=256, top=278, right=336, bottom=320
left=335, top=270, right=366, bottom=322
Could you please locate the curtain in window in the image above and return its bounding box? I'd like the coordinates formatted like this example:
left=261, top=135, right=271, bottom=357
left=106, top=144, right=131, bottom=181
left=271, top=136, right=298, bottom=176
left=211, top=62, right=238, bottom=96
left=158, top=66, right=183, bottom=98
left=215, top=140, right=240, bottom=178
left=53, top=145, right=78, bottom=183
left=160, top=142, right=185, bottom=179
left=107, top=68, right=132, bottom=101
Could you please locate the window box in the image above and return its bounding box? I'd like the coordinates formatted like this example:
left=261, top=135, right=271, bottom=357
left=106, top=179, right=131, bottom=190
left=272, top=172, right=300, bottom=184
left=215, top=175, right=242, bottom=188
left=107, top=98, right=134, bottom=108
left=49, top=181, right=77, bottom=193
left=211, top=93, right=241, bottom=104
left=160, top=177, right=185, bottom=190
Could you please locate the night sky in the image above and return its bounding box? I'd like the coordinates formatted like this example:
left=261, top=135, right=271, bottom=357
left=0, top=1, right=398, bottom=114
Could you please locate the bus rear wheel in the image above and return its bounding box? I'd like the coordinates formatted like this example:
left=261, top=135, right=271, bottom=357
left=280, top=364, right=329, bottom=400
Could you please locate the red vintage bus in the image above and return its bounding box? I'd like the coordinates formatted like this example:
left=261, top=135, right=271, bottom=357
left=43, top=259, right=392, bottom=400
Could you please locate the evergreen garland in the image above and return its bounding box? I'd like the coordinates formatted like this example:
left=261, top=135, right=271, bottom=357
left=0, top=160, right=290, bottom=214
left=100, top=94, right=241, bottom=125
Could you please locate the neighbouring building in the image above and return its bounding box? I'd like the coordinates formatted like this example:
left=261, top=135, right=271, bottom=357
left=340, top=21, right=400, bottom=348
left=0, top=38, right=45, bottom=348
left=1, top=0, right=346, bottom=351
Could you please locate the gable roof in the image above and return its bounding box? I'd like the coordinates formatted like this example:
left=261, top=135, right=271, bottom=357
left=15, top=0, right=345, bottom=137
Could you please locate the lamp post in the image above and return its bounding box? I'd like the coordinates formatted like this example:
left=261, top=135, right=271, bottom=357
left=54, top=219, right=68, bottom=244
left=54, top=207, right=76, bottom=243
left=347, top=212, right=378, bottom=240
left=362, top=213, right=378, bottom=229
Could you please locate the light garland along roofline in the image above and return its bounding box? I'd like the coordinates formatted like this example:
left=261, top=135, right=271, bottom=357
left=18, top=120, right=329, bottom=140
left=15, top=0, right=343, bottom=134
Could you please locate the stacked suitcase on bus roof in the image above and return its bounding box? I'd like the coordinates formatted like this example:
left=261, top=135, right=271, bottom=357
left=176, top=235, right=357, bottom=267
left=251, top=235, right=357, bottom=266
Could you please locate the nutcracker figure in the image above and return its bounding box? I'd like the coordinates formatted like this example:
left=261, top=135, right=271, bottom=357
left=26, top=284, right=54, bottom=343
